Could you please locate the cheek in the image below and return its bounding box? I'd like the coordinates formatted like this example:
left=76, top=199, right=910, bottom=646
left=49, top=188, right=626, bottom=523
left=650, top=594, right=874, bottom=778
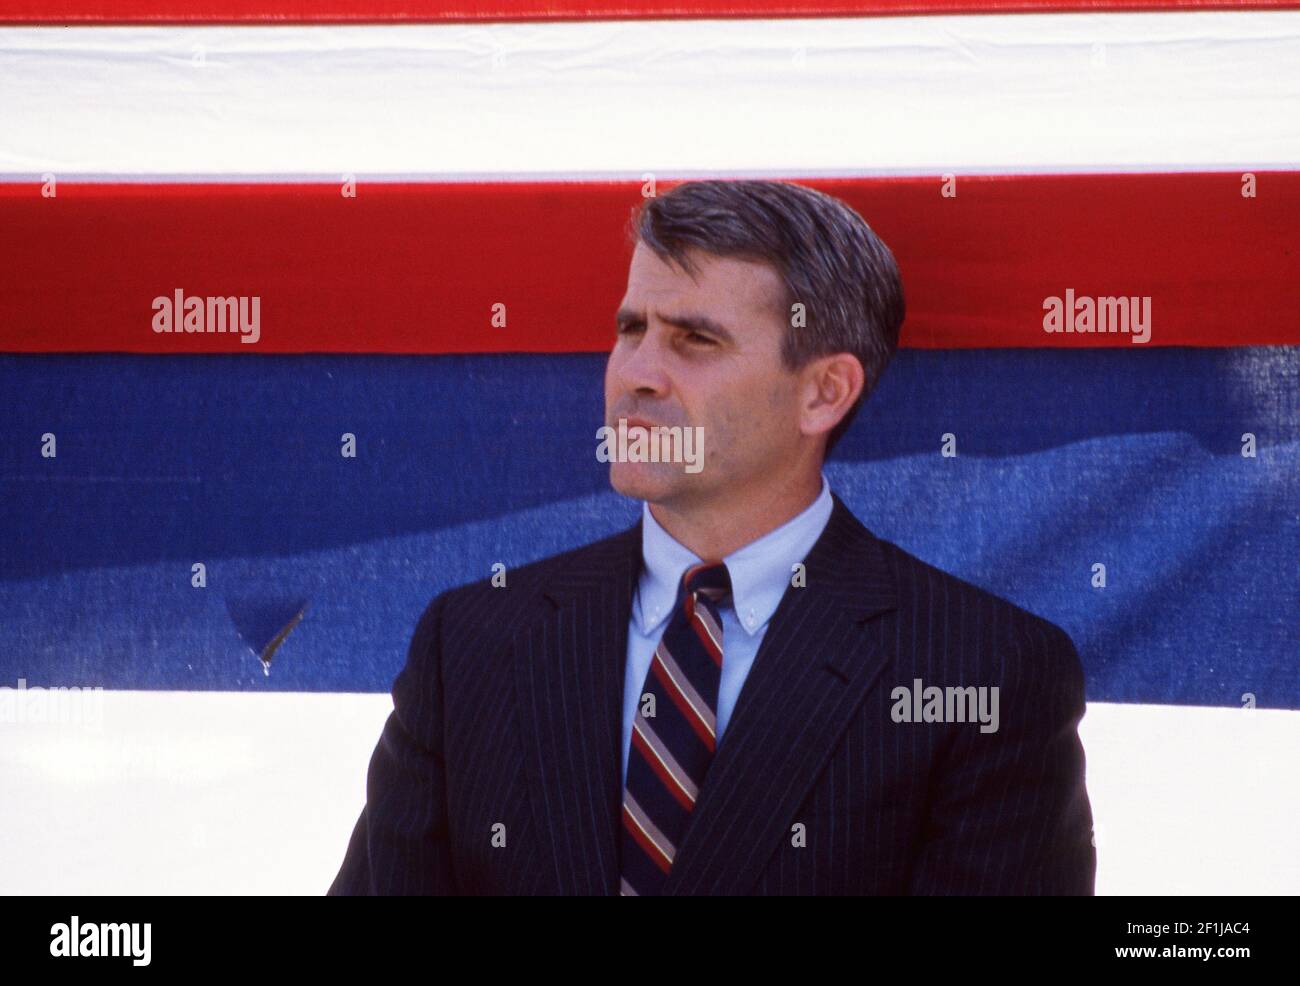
left=706, top=382, right=797, bottom=454
left=695, top=385, right=756, bottom=441
left=768, top=382, right=790, bottom=412
left=683, top=363, right=789, bottom=435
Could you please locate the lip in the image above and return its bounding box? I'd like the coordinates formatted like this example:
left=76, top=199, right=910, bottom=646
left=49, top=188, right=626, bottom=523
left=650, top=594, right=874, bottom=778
left=619, top=417, right=659, bottom=431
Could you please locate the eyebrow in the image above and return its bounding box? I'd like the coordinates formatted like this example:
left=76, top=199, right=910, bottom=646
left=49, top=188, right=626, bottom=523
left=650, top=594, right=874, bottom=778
left=615, top=308, right=736, bottom=345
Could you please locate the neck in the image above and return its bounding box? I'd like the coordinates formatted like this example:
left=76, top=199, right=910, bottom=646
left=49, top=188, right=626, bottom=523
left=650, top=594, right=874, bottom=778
left=648, top=469, right=823, bottom=561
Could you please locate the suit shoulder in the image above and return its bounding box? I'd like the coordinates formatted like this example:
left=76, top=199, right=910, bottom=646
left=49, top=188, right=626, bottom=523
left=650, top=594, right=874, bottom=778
left=870, top=534, right=1079, bottom=670
left=429, top=520, right=638, bottom=609
left=400, top=522, right=638, bottom=672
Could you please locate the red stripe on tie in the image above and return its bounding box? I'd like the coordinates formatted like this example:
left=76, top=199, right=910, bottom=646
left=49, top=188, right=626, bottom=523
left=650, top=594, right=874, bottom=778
left=621, top=804, right=672, bottom=874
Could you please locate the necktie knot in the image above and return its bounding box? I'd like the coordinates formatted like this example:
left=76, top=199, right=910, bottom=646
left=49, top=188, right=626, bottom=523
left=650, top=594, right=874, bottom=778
left=682, top=560, right=731, bottom=605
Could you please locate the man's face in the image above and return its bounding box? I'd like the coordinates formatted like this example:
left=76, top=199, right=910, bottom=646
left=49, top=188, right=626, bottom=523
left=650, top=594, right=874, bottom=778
left=604, top=241, right=807, bottom=507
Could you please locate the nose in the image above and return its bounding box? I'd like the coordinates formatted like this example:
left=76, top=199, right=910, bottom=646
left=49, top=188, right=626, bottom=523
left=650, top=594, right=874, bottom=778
left=610, top=325, right=672, bottom=399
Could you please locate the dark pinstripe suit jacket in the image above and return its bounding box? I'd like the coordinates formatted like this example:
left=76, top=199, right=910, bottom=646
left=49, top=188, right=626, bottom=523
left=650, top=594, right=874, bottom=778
left=328, top=492, right=1096, bottom=895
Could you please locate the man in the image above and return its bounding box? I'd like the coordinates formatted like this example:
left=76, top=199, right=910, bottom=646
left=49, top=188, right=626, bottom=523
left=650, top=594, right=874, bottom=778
left=328, top=179, right=1096, bottom=895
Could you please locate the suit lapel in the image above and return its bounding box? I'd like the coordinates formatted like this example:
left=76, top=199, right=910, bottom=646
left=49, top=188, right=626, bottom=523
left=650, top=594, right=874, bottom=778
left=662, top=493, right=898, bottom=895
left=511, top=520, right=641, bottom=895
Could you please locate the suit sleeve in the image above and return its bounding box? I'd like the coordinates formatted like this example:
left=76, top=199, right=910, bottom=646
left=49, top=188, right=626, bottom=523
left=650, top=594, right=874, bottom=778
left=905, top=620, right=1097, bottom=895
left=327, top=591, right=458, bottom=895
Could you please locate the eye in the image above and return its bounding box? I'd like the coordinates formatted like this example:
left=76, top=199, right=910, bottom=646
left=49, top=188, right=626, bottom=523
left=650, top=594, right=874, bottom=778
left=687, top=331, right=717, bottom=346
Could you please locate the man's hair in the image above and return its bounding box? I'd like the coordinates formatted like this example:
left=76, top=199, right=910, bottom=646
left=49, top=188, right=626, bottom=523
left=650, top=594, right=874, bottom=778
left=627, top=179, right=905, bottom=457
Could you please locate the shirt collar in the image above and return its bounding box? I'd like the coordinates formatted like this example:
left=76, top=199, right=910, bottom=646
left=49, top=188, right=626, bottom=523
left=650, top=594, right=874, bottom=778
left=633, top=472, right=834, bottom=639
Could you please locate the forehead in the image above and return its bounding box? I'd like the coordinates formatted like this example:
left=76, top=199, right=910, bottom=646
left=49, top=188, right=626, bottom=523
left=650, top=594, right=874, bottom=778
left=622, top=241, right=787, bottom=320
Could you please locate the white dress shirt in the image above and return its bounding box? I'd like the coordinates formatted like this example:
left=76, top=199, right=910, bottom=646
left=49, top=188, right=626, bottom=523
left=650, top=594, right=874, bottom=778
left=620, top=472, right=835, bottom=785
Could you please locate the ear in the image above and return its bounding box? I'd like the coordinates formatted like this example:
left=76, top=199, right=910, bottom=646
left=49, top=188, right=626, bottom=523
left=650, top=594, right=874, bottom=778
left=798, top=353, right=865, bottom=441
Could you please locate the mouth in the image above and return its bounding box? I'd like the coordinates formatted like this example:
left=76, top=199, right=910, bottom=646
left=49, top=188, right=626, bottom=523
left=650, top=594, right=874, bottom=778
left=619, top=417, right=659, bottom=432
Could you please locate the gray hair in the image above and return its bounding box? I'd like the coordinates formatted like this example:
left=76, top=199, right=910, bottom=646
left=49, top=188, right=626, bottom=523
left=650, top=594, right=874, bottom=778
left=627, top=179, right=905, bottom=456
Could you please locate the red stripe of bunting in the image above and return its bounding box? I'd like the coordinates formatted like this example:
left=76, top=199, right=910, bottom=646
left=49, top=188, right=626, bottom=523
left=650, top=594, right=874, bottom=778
left=2, top=173, right=1296, bottom=353
left=2, top=0, right=1298, bottom=23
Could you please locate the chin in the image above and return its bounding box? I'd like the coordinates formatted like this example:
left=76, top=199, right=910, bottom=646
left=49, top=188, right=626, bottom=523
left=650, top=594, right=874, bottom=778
left=609, top=460, right=692, bottom=503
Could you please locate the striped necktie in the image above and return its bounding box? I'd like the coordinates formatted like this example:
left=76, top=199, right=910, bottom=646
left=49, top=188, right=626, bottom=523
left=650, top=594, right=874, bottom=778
left=620, top=559, right=732, bottom=896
